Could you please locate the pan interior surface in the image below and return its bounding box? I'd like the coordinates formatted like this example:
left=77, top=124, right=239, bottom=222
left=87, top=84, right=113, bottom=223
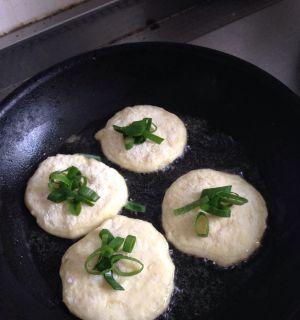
left=0, top=43, right=299, bottom=320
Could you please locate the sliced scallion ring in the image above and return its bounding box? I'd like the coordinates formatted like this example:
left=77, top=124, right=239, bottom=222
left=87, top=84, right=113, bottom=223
left=195, top=212, right=209, bottom=237
left=84, top=228, right=142, bottom=290
left=111, top=254, right=144, bottom=277
left=84, top=249, right=102, bottom=275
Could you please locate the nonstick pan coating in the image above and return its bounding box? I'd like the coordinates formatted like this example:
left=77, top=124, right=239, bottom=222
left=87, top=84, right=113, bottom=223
left=0, top=42, right=300, bottom=320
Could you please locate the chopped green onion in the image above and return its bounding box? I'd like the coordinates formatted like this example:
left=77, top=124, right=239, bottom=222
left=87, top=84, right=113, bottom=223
left=47, top=166, right=99, bottom=215
left=66, top=166, right=81, bottom=180
left=201, top=185, right=232, bottom=198
left=95, top=256, right=112, bottom=274
left=174, top=196, right=209, bottom=216
left=195, top=212, right=209, bottom=237
left=99, top=229, right=114, bottom=244
left=122, top=119, right=147, bottom=137
left=85, top=229, right=142, bottom=290
left=84, top=249, right=102, bottom=275
left=77, top=153, right=101, bottom=162
left=124, top=201, right=146, bottom=213
left=144, top=118, right=152, bottom=131
left=133, top=135, right=146, bottom=144
left=111, top=254, right=144, bottom=276
left=150, top=123, right=157, bottom=133
left=199, top=202, right=211, bottom=212
left=206, top=206, right=231, bottom=217
left=143, top=131, right=164, bottom=144
left=47, top=189, right=68, bottom=203
left=113, top=117, right=164, bottom=150
left=67, top=200, right=82, bottom=216
left=123, top=235, right=136, bottom=253
left=218, top=192, right=248, bottom=205
left=108, top=237, right=124, bottom=251
left=124, top=136, right=135, bottom=150
left=76, top=195, right=95, bottom=207
left=173, top=185, right=248, bottom=236
left=79, top=186, right=100, bottom=202
left=100, top=245, right=115, bottom=257
left=49, top=172, right=71, bottom=187
left=210, top=194, right=221, bottom=207
left=112, top=125, right=125, bottom=134
left=103, top=271, right=124, bottom=290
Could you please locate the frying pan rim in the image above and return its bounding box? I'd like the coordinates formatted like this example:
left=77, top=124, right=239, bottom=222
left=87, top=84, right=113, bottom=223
left=0, top=41, right=300, bottom=319
left=0, top=41, right=299, bottom=117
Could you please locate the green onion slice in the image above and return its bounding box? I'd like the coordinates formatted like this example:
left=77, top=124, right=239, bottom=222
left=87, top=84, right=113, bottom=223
left=124, top=201, right=146, bottom=213
left=47, top=166, right=99, bottom=215
left=113, top=118, right=164, bottom=150
left=123, top=235, right=136, bottom=253
left=173, top=185, right=248, bottom=236
left=47, top=190, right=68, bottom=203
left=124, top=136, right=135, bottom=150
left=108, top=237, right=125, bottom=251
left=85, top=228, right=142, bottom=291
left=124, top=119, right=147, bottom=137
left=143, top=131, right=164, bottom=144
left=84, top=249, right=102, bottom=275
left=174, top=196, right=209, bottom=216
left=103, top=271, right=124, bottom=290
left=100, top=245, right=115, bottom=257
left=67, top=200, right=82, bottom=216
left=99, top=229, right=114, bottom=245
left=201, top=185, right=232, bottom=198
left=218, top=192, right=248, bottom=205
left=79, top=186, right=100, bottom=202
left=206, top=206, right=231, bottom=217
left=95, top=256, right=113, bottom=274
left=111, top=254, right=144, bottom=276
left=49, top=172, right=71, bottom=187
left=77, top=153, right=101, bottom=162
left=113, top=125, right=125, bottom=134
left=144, top=118, right=152, bottom=131
left=66, top=166, right=81, bottom=180
left=133, top=135, right=146, bottom=144
left=195, top=212, right=209, bottom=237
left=76, top=196, right=95, bottom=207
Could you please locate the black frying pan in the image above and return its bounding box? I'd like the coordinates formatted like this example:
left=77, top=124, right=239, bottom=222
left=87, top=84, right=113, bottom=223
left=0, top=42, right=300, bottom=320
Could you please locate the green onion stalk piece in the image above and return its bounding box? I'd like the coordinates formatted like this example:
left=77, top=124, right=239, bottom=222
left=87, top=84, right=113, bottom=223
left=47, top=166, right=100, bottom=215
left=173, top=185, right=248, bottom=236
left=113, top=118, right=164, bottom=150
left=77, top=153, right=102, bottom=162
left=84, top=229, right=143, bottom=290
left=124, top=201, right=146, bottom=213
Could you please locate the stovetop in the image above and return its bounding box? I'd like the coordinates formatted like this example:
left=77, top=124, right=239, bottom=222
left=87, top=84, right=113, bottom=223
left=0, top=0, right=299, bottom=101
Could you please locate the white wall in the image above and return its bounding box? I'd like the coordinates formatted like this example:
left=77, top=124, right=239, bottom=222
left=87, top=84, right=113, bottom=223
left=0, top=0, right=86, bottom=36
